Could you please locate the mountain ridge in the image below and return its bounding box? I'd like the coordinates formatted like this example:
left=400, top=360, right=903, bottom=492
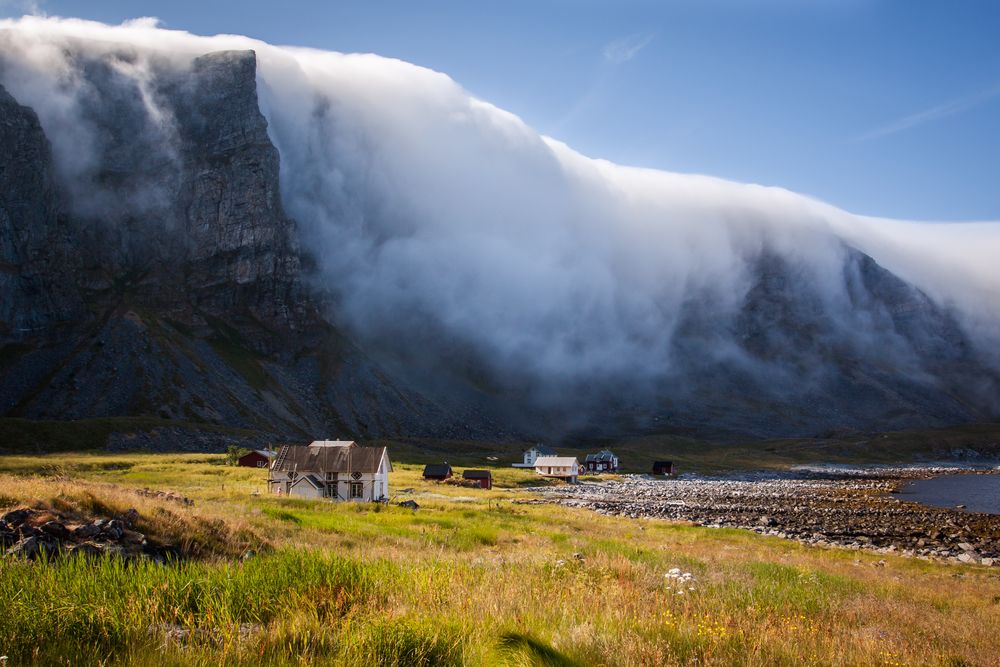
left=0, top=46, right=997, bottom=449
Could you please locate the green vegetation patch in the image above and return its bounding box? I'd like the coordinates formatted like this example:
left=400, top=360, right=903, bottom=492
left=721, top=561, right=863, bottom=614
left=0, top=550, right=380, bottom=664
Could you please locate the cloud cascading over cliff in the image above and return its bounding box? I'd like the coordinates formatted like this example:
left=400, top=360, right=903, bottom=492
left=1, top=15, right=998, bottom=437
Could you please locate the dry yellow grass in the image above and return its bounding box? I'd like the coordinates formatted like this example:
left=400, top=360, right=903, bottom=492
left=0, top=452, right=997, bottom=666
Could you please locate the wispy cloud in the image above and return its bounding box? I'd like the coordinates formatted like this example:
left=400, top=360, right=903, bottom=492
left=856, top=82, right=1000, bottom=142
left=602, top=32, right=655, bottom=64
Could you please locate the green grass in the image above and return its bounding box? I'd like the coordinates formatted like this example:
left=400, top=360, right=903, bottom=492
left=4, top=418, right=1000, bottom=473
left=0, top=453, right=997, bottom=665
left=0, top=550, right=381, bottom=665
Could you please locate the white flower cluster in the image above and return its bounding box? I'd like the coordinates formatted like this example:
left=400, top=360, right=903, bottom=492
left=664, top=567, right=697, bottom=594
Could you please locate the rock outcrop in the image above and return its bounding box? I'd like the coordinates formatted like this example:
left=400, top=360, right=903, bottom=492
left=1, top=506, right=179, bottom=563
left=0, top=50, right=479, bottom=444
left=0, top=85, right=82, bottom=338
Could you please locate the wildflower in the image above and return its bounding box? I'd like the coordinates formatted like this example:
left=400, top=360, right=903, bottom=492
left=664, top=568, right=697, bottom=592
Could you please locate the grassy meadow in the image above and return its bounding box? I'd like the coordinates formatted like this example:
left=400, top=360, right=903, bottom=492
left=0, top=452, right=998, bottom=666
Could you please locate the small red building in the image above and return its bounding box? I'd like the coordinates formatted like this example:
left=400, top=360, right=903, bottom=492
left=652, top=461, right=674, bottom=475
left=462, top=470, right=493, bottom=489
left=238, top=449, right=276, bottom=468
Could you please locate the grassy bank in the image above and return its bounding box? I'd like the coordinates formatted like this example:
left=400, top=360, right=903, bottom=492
left=4, top=419, right=1000, bottom=473
left=0, top=453, right=998, bottom=665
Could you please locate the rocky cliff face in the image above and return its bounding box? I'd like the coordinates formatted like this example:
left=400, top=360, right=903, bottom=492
left=650, top=248, right=999, bottom=438
left=47, top=49, right=309, bottom=344
left=171, top=50, right=307, bottom=337
left=0, top=85, right=81, bottom=338
left=0, top=50, right=484, bottom=446
left=0, top=47, right=996, bottom=448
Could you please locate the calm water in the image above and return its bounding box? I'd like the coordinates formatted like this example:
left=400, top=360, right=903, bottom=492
left=898, top=474, right=1000, bottom=515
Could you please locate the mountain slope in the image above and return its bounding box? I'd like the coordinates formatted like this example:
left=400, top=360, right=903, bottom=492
left=0, top=43, right=997, bottom=448
left=0, top=51, right=497, bottom=446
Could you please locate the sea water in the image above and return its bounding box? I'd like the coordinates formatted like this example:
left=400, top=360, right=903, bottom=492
left=899, top=474, right=1000, bottom=515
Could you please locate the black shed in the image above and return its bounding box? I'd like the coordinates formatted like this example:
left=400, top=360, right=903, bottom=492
left=422, top=463, right=453, bottom=481
left=652, top=461, right=674, bottom=475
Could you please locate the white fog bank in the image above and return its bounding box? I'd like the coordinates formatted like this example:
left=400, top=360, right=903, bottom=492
left=1, top=15, right=998, bottom=381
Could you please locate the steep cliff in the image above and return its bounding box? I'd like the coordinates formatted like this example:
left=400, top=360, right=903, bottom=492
left=0, top=51, right=485, bottom=447
left=0, top=85, right=81, bottom=338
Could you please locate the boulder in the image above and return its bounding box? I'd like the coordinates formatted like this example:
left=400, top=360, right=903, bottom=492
left=6, top=535, right=56, bottom=560
left=67, top=542, right=104, bottom=559
left=1, top=509, right=33, bottom=526
left=101, top=519, right=125, bottom=540
left=121, top=529, right=146, bottom=544
left=40, top=521, right=71, bottom=540
left=72, top=523, right=101, bottom=539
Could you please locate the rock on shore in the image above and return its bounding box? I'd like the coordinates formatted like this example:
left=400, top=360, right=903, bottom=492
left=531, top=468, right=999, bottom=565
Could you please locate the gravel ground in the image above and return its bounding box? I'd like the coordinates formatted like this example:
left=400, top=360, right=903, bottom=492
left=527, top=466, right=1000, bottom=565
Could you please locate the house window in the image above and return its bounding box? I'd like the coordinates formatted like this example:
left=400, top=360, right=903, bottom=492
left=257, top=461, right=266, bottom=468
left=323, top=484, right=337, bottom=499
left=350, top=482, right=364, bottom=499
left=325, top=472, right=337, bottom=482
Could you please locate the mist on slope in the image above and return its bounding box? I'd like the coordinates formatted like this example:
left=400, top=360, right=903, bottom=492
left=1, top=15, right=998, bottom=411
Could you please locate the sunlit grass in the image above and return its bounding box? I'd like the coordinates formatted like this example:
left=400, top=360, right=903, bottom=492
left=0, top=452, right=997, bottom=665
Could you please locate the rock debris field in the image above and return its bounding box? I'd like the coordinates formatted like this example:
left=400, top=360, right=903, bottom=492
left=0, top=507, right=179, bottom=563
left=528, top=468, right=1000, bottom=566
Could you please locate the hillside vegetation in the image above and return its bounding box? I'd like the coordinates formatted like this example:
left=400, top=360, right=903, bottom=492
left=0, top=452, right=998, bottom=666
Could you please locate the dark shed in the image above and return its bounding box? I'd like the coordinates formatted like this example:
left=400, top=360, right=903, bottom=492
left=652, top=461, right=674, bottom=475
left=462, top=469, right=493, bottom=489
left=238, top=450, right=275, bottom=468
left=422, top=463, right=453, bottom=481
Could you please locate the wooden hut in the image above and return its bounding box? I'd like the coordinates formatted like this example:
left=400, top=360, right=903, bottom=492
left=652, top=461, right=674, bottom=475
left=462, top=469, right=493, bottom=489
left=422, top=463, right=453, bottom=481
left=238, top=449, right=276, bottom=468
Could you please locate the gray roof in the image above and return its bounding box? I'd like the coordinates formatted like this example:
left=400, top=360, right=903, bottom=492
left=585, top=450, right=616, bottom=463
left=274, top=445, right=389, bottom=474
left=302, top=474, right=325, bottom=489
left=308, top=440, right=357, bottom=448
left=462, top=470, right=492, bottom=480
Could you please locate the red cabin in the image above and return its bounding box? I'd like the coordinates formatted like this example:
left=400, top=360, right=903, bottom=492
left=462, top=470, right=493, bottom=489
left=652, top=461, right=674, bottom=475
left=238, top=450, right=276, bottom=468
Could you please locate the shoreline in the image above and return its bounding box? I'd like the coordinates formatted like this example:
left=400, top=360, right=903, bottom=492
left=527, top=466, right=1000, bottom=566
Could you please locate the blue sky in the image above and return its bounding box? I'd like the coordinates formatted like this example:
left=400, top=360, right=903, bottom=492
left=4, top=0, right=999, bottom=220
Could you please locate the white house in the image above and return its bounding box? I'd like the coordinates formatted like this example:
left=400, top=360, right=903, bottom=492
left=268, top=440, right=392, bottom=501
left=513, top=444, right=557, bottom=468
left=533, top=456, right=582, bottom=483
